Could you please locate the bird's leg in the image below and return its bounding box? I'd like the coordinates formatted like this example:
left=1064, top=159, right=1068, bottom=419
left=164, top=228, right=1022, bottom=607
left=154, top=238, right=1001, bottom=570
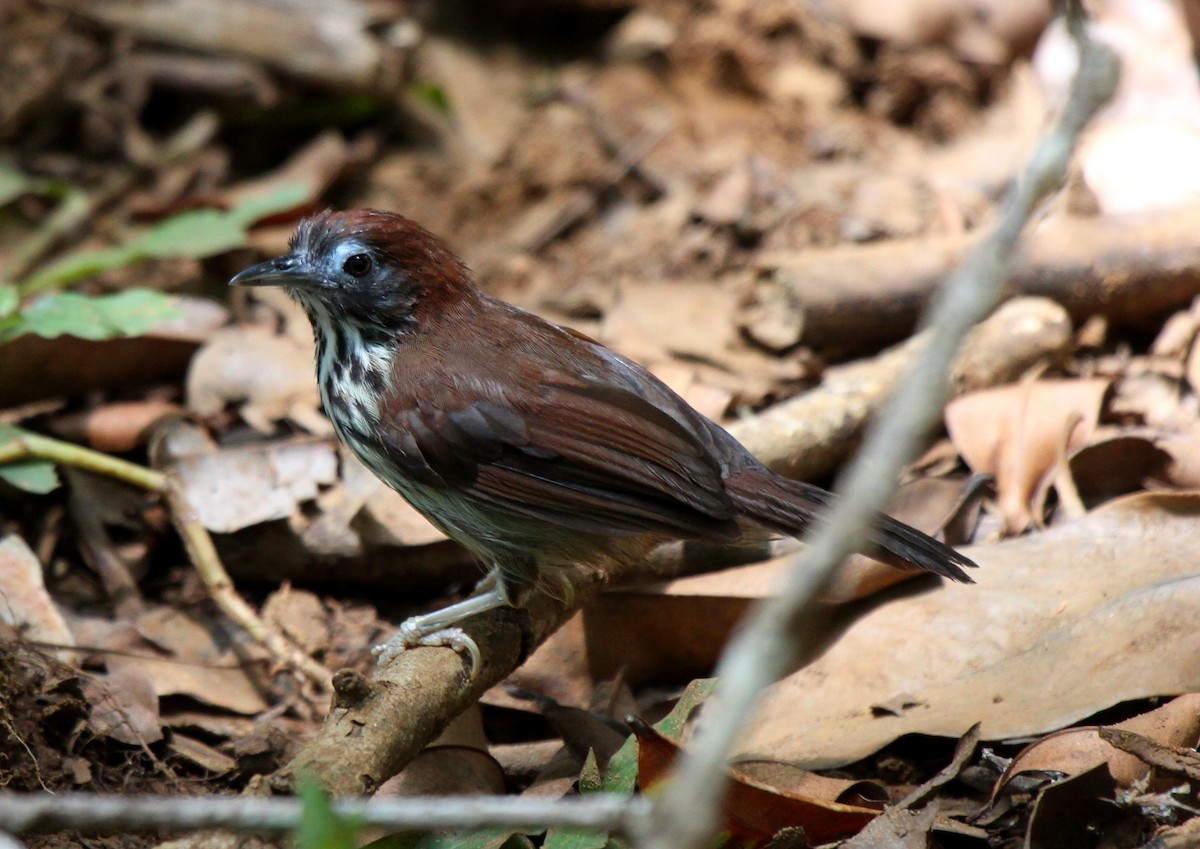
left=372, top=571, right=512, bottom=674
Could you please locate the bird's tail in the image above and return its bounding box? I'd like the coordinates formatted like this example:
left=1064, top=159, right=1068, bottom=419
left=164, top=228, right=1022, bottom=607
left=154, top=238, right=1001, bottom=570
left=724, top=471, right=977, bottom=583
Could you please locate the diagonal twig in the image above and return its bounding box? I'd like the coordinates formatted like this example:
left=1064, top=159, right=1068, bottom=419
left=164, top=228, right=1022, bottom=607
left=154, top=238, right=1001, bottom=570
left=637, top=7, right=1121, bottom=849
left=0, top=431, right=333, bottom=689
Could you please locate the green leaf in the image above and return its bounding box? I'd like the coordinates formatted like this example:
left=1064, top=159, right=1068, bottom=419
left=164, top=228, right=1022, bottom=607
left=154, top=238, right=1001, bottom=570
left=0, top=163, right=63, bottom=206
left=543, top=828, right=609, bottom=849
left=296, top=778, right=360, bottom=849
left=229, top=183, right=312, bottom=227
left=8, top=289, right=177, bottom=342
left=133, top=209, right=248, bottom=258
left=601, top=678, right=717, bottom=795
left=0, top=285, right=18, bottom=318
left=654, top=678, right=716, bottom=740
left=361, top=834, right=424, bottom=849
left=578, top=749, right=603, bottom=794
left=18, top=245, right=139, bottom=293
left=0, top=427, right=59, bottom=493
left=412, top=81, right=452, bottom=115
left=0, top=164, right=34, bottom=206
left=0, top=460, right=59, bottom=494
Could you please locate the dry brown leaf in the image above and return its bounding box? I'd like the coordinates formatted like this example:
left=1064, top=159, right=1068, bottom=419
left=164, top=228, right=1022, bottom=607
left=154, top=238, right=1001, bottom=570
left=1036, top=0, right=1200, bottom=215
left=599, top=279, right=788, bottom=409
left=487, top=612, right=593, bottom=710
left=945, top=378, right=1110, bottom=532
left=379, top=706, right=504, bottom=797
left=734, top=491, right=1200, bottom=768
left=541, top=703, right=629, bottom=766
left=1067, top=434, right=1172, bottom=507
left=218, top=130, right=352, bottom=220
left=1023, top=765, right=1122, bottom=849
left=841, top=802, right=939, bottom=849
left=731, top=759, right=888, bottom=809
left=77, top=399, right=185, bottom=453
left=107, top=606, right=268, bottom=715
left=1157, top=431, right=1200, bottom=487
left=169, top=437, right=337, bottom=533
left=1110, top=370, right=1194, bottom=432
left=84, top=668, right=162, bottom=746
left=994, top=694, right=1200, bottom=793
left=1100, top=727, right=1200, bottom=783
left=1185, top=337, right=1200, bottom=399
left=635, top=720, right=880, bottom=843
left=168, top=732, right=238, bottom=774
left=601, top=280, right=741, bottom=366
left=261, top=586, right=330, bottom=656
left=836, top=0, right=1051, bottom=63
left=0, top=534, right=75, bottom=661
left=186, top=326, right=326, bottom=435
left=585, top=589, right=750, bottom=685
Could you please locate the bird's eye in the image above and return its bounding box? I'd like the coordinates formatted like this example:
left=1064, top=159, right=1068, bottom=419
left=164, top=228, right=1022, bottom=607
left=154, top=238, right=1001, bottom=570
left=342, top=253, right=372, bottom=278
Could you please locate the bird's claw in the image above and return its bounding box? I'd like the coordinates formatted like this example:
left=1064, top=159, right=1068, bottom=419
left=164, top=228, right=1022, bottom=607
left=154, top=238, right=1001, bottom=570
left=372, top=621, right=482, bottom=679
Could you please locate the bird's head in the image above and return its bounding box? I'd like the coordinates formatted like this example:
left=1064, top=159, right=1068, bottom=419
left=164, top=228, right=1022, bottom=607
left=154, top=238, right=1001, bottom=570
left=230, top=208, right=475, bottom=334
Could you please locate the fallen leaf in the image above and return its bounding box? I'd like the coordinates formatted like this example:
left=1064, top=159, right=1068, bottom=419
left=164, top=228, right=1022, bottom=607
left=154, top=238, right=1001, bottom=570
left=84, top=667, right=162, bottom=745
left=994, top=694, right=1200, bottom=793
left=107, top=606, right=268, bottom=715
left=186, top=326, right=325, bottom=434
left=0, top=534, right=75, bottom=661
left=945, top=378, right=1110, bottom=532
left=380, top=707, right=504, bottom=797
left=169, top=437, right=338, bottom=533
left=586, top=479, right=979, bottom=682
left=1023, top=764, right=1124, bottom=849
left=735, top=491, right=1200, bottom=768
left=1098, top=726, right=1200, bottom=783
left=261, top=586, right=330, bottom=656
left=840, top=801, right=938, bottom=849
left=168, top=732, right=237, bottom=774
left=65, top=399, right=184, bottom=453
left=1066, top=434, right=1172, bottom=508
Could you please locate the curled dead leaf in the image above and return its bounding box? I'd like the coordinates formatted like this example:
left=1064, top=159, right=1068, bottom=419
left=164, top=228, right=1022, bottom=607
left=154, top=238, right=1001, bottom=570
left=993, top=694, right=1200, bottom=796
left=945, top=378, right=1110, bottom=532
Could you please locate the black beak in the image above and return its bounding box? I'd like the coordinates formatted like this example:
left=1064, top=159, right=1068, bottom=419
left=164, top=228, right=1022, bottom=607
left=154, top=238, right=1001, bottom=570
left=229, top=255, right=314, bottom=288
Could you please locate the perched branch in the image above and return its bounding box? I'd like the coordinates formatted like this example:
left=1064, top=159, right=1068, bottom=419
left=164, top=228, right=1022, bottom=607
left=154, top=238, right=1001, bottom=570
left=640, top=9, right=1120, bottom=849
left=275, top=575, right=602, bottom=794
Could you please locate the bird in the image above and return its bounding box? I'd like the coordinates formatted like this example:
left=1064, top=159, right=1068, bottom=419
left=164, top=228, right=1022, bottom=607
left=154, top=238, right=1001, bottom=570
left=231, top=208, right=977, bottom=669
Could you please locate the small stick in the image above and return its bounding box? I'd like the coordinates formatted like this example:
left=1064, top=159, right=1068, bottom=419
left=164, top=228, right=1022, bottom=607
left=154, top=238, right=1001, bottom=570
left=0, top=431, right=332, bottom=690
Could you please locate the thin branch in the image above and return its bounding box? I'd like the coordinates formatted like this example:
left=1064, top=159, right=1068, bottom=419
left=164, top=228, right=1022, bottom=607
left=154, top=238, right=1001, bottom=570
left=0, top=791, right=650, bottom=837
left=0, top=431, right=333, bottom=690
left=0, top=432, right=165, bottom=491
left=638, top=8, right=1120, bottom=849
left=162, top=480, right=333, bottom=689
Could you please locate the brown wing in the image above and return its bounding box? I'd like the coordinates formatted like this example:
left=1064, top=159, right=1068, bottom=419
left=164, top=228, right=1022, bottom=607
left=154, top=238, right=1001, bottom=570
left=375, top=376, right=742, bottom=542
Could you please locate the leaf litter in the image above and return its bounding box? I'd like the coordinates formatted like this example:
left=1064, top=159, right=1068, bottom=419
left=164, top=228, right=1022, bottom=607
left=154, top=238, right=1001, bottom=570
left=5, top=0, right=1200, bottom=847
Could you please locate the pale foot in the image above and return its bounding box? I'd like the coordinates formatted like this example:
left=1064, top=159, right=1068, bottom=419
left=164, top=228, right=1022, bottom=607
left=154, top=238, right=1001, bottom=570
left=371, top=620, right=482, bottom=678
